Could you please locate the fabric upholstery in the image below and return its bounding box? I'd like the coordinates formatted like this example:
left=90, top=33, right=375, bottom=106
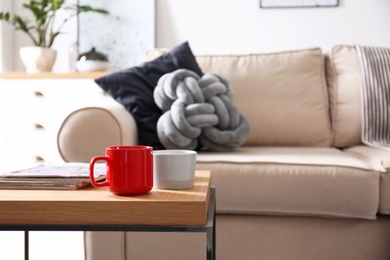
left=84, top=232, right=125, bottom=260
left=195, top=48, right=332, bottom=147
left=326, top=45, right=362, bottom=147
left=344, top=145, right=390, bottom=214
left=197, top=147, right=380, bottom=219
left=85, top=215, right=390, bottom=260
left=57, top=104, right=138, bottom=163
left=66, top=44, right=390, bottom=259
left=95, top=42, right=203, bottom=150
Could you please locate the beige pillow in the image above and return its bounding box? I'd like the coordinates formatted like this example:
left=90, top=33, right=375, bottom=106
left=326, top=45, right=362, bottom=147
left=144, top=48, right=169, bottom=62
left=195, top=48, right=332, bottom=146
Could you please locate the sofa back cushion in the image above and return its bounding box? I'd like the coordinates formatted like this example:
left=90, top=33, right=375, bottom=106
left=326, top=45, right=362, bottom=147
left=195, top=48, right=332, bottom=146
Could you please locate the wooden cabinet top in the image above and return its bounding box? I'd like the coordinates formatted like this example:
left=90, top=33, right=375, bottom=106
left=0, top=71, right=109, bottom=79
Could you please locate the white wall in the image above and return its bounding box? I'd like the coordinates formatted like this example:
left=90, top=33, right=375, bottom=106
left=156, top=0, right=390, bottom=53
left=4, top=0, right=390, bottom=71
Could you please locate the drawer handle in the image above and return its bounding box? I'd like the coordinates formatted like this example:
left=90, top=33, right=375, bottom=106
left=33, top=124, right=45, bottom=130
left=32, top=91, right=44, bottom=98
left=32, top=156, right=45, bottom=163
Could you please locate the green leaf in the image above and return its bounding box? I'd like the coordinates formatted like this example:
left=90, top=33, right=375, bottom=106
left=0, top=12, right=11, bottom=21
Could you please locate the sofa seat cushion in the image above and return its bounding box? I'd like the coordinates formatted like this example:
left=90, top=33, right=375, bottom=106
left=196, top=147, right=380, bottom=219
left=195, top=48, right=332, bottom=147
left=344, top=145, right=390, bottom=214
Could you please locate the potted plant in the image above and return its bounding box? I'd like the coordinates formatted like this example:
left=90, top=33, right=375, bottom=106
left=0, top=0, right=108, bottom=73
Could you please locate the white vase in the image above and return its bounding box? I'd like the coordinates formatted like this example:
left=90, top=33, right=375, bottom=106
left=19, top=47, right=57, bottom=73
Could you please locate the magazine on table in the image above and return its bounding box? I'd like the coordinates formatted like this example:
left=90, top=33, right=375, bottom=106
left=0, top=162, right=106, bottom=190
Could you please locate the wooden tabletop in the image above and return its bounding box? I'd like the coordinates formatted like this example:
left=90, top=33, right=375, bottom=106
left=0, top=171, right=211, bottom=226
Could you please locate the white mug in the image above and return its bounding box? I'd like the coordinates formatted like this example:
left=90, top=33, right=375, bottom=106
left=153, top=150, right=197, bottom=190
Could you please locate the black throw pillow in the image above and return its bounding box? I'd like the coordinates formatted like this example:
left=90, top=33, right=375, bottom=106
left=95, top=42, right=203, bottom=149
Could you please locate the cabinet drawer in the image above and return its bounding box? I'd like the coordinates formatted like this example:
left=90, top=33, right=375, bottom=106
left=5, top=123, right=55, bottom=144
left=5, top=79, right=106, bottom=110
left=5, top=111, right=67, bottom=140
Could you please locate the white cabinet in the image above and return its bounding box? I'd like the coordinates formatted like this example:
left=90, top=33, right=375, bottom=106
left=0, top=72, right=115, bottom=172
left=0, top=79, right=5, bottom=173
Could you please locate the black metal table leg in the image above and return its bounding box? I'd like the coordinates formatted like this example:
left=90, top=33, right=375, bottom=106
left=25, top=230, right=29, bottom=260
left=206, top=187, right=216, bottom=260
left=213, top=197, right=216, bottom=260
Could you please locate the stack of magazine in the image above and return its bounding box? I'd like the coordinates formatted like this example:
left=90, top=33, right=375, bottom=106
left=0, top=163, right=106, bottom=190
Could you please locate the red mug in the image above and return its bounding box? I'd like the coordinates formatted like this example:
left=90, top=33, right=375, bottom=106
left=89, top=146, right=153, bottom=195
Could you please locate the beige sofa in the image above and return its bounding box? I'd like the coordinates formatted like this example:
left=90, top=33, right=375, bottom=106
left=57, top=45, right=390, bottom=259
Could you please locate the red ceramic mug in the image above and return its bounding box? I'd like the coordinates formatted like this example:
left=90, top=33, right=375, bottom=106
left=89, top=146, right=153, bottom=195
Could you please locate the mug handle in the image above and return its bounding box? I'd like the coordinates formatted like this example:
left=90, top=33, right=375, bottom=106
left=89, top=156, right=109, bottom=187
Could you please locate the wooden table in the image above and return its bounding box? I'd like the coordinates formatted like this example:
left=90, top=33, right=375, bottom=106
left=0, top=170, right=215, bottom=260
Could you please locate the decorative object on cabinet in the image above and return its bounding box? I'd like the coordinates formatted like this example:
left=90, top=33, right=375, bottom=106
left=0, top=0, right=108, bottom=73
left=76, top=47, right=109, bottom=72
left=19, top=46, right=57, bottom=73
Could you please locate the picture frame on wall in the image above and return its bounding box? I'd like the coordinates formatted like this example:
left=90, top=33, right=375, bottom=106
left=260, top=0, right=339, bottom=8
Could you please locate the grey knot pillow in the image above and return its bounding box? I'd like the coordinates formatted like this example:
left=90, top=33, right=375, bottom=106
left=154, top=69, right=250, bottom=151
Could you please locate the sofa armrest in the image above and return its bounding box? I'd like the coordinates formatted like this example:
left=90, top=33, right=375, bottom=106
left=57, top=103, right=138, bottom=163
